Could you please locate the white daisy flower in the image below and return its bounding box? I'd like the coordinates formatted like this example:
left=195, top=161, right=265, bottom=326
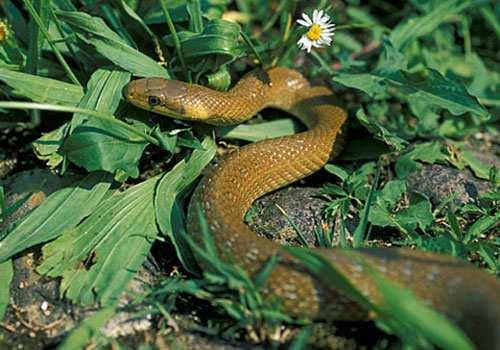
left=297, top=9, right=336, bottom=53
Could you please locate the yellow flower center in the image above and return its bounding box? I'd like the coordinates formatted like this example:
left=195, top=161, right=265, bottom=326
left=0, top=25, right=6, bottom=42
left=306, top=24, right=322, bottom=41
left=0, top=21, right=10, bottom=42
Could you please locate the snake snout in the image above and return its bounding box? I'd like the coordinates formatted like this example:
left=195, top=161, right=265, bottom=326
left=122, top=79, right=144, bottom=101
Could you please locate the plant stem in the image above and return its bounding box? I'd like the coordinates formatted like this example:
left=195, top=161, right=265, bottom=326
left=0, top=102, right=159, bottom=145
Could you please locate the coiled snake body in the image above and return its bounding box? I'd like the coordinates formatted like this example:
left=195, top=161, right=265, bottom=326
left=124, top=67, right=500, bottom=349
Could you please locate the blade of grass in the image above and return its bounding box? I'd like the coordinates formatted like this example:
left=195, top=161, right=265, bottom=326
left=187, top=0, right=204, bottom=33
left=49, top=7, right=82, bottom=72
left=240, top=30, right=264, bottom=66
left=23, top=0, right=81, bottom=86
left=0, top=259, right=13, bottom=320
left=25, top=0, right=49, bottom=126
left=353, top=164, right=380, bottom=247
left=120, top=0, right=166, bottom=63
left=480, top=5, right=500, bottom=39
left=0, top=186, right=4, bottom=222
left=275, top=204, right=310, bottom=247
left=159, top=0, right=188, bottom=79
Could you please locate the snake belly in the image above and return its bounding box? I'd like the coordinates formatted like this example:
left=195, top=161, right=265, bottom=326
left=124, top=67, right=500, bottom=349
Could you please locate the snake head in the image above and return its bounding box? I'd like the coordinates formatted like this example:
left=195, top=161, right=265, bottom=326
left=123, top=78, right=193, bottom=119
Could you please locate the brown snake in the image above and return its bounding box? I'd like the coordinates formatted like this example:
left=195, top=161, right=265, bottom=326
left=124, top=67, right=500, bottom=349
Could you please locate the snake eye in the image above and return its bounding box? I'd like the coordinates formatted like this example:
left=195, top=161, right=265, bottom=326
left=148, top=96, right=161, bottom=106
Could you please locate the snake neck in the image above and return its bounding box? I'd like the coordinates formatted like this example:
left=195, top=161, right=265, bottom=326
left=200, top=67, right=311, bottom=125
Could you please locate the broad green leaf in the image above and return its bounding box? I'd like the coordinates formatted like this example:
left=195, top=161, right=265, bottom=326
left=377, top=180, right=406, bottom=208
left=25, top=0, right=50, bottom=78
left=369, top=181, right=433, bottom=233
left=467, top=54, right=499, bottom=105
left=324, top=164, right=349, bottom=182
left=340, top=68, right=489, bottom=120
left=179, top=19, right=242, bottom=62
left=329, top=32, right=362, bottom=52
left=407, top=142, right=447, bottom=164
left=356, top=109, right=408, bottom=151
left=335, top=38, right=489, bottom=120
left=464, top=215, right=499, bottom=243
left=0, top=259, right=13, bottom=320
left=59, top=67, right=148, bottom=179
left=395, top=142, right=447, bottom=178
left=395, top=155, right=420, bottom=179
left=163, top=19, right=243, bottom=74
left=0, top=68, right=83, bottom=106
left=69, top=67, right=131, bottom=128
left=375, top=37, right=408, bottom=74
left=385, top=69, right=489, bottom=119
left=144, top=0, right=225, bottom=24
left=0, top=172, right=112, bottom=262
left=155, top=136, right=216, bottom=273
left=187, top=0, right=204, bottom=32
left=32, top=123, right=70, bottom=168
left=217, top=118, right=300, bottom=142
left=397, top=194, right=434, bottom=231
left=390, top=0, right=475, bottom=50
left=38, top=176, right=159, bottom=306
left=56, top=10, right=170, bottom=78
left=368, top=205, right=395, bottom=228
left=61, top=120, right=148, bottom=179
left=459, top=150, right=495, bottom=180
left=331, top=73, right=387, bottom=98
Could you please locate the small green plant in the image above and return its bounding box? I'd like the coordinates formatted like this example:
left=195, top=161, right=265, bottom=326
left=0, top=0, right=498, bottom=348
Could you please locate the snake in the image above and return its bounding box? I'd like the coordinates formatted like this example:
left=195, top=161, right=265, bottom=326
left=124, top=67, right=500, bottom=349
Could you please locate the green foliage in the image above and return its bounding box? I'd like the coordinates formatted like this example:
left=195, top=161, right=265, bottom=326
left=58, top=307, right=116, bottom=350
left=286, top=248, right=475, bottom=350
left=369, top=181, right=434, bottom=236
left=0, top=68, right=83, bottom=105
left=0, top=0, right=498, bottom=348
left=56, top=10, right=170, bottom=78
left=156, top=209, right=295, bottom=343
left=155, top=136, right=216, bottom=274
left=0, top=172, right=112, bottom=262
left=37, top=175, right=159, bottom=306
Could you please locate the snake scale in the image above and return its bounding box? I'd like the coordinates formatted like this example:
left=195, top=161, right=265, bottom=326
left=124, top=67, right=500, bottom=349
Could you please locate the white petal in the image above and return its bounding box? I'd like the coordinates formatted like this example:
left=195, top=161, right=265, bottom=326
left=319, top=37, right=331, bottom=45
left=312, top=9, right=319, bottom=23
left=312, top=40, right=322, bottom=48
left=298, top=36, right=312, bottom=52
left=301, top=13, right=312, bottom=25
left=322, top=27, right=335, bottom=33
left=296, top=19, right=310, bottom=27
left=319, top=14, right=330, bottom=24
left=297, top=36, right=308, bottom=48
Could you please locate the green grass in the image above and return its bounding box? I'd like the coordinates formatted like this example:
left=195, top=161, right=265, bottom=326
left=0, top=0, right=499, bottom=349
